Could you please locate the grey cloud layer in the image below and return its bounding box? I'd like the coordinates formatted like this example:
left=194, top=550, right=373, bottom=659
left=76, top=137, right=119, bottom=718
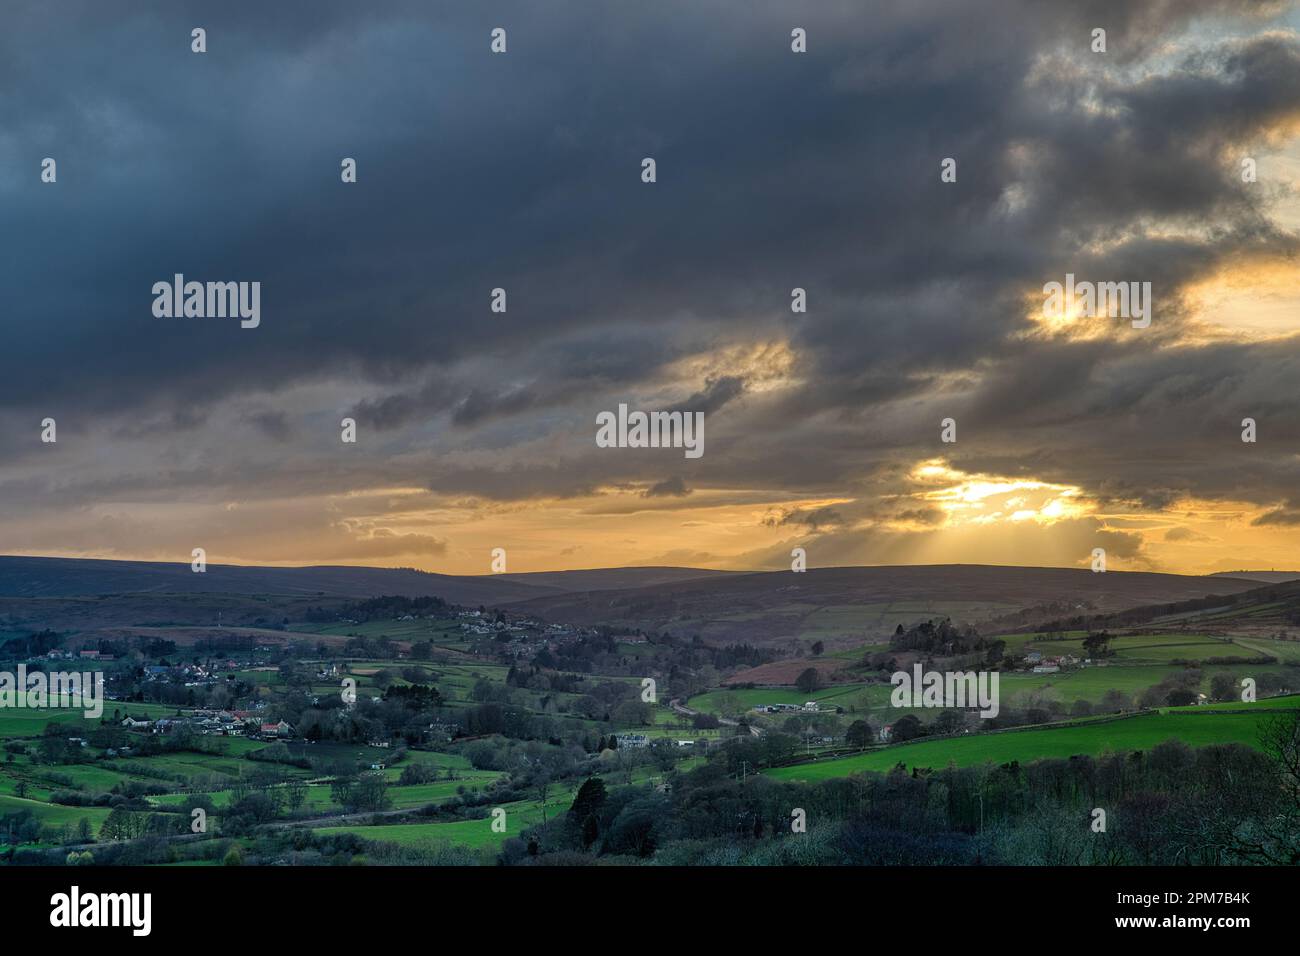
left=2, top=0, right=1299, bottom=560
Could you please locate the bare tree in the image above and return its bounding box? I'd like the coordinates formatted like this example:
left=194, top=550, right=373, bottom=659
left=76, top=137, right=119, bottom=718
left=1231, top=710, right=1300, bottom=864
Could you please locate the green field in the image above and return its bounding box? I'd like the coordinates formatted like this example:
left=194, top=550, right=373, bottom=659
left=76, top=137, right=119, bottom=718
left=313, top=797, right=550, bottom=849
left=767, top=707, right=1295, bottom=782
left=688, top=683, right=870, bottom=715
left=990, top=631, right=1251, bottom=662
left=0, top=701, right=181, bottom=739
left=0, top=792, right=112, bottom=837
left=797, top=602, right=1019, bottom=640
left=690, top=651, right=1288, bottom=726
left=288, top=619, right=465, bottom=642
left=997, top=662, right=1277, bottom=706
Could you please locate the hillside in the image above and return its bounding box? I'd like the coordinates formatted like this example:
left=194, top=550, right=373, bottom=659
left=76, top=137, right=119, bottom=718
left=1063, top=576, right=1300, bottom=642
left=0, top=556, right=558, bottom=606
left=1209, top=570, right=1300, bottom=583
left=492, top=566, right=738, bottom=591
left=504, top=564, right=1264, bottom=646
left=0, top=557, right=1268, bottom=649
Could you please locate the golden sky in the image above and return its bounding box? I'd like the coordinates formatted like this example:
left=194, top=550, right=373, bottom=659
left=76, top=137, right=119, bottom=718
left=4, top=1, right=1300, bottom=577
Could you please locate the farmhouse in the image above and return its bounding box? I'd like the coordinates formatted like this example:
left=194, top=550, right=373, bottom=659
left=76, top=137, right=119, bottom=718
left=260, top=720, right=293, bottom=738
left=752, top=703, right=802, bottom=714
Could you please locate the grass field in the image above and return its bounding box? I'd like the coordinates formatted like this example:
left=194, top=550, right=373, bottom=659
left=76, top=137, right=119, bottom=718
left=998, top=662, right=1278, bottom=705
left=991, top=632, right=1250, bottom=662
left=688, top=683, right=870, bottom=715
left=287, top=619, right=465, bottom=642
left=309, top=759, right=699, bottom=851
left=0, top=792, right=112, bottom=837
left=692, top=647, right=1292, bottom=728
left=796, top=602, right=1020, bottom=641
left=766, top=707, right=1295, bottom=782
left=313, top=797, right=551, bottom=849
left=0, top=701, right=181, bottom=739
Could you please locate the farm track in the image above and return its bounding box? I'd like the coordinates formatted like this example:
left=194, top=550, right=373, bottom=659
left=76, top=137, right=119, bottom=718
left=669, top=698, right=761, bottom=736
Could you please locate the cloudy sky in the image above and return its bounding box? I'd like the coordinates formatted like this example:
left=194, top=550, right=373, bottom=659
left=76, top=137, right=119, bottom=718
left=2, top=0, right=1299, bottom=576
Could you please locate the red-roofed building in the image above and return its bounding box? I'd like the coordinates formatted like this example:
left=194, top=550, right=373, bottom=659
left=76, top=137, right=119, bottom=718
left=260, top=720, right=293, bottom=738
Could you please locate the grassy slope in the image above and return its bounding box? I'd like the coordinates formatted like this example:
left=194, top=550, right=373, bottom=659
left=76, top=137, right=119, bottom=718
left=0, top=793, right=112, bottom=836
left=766, top=700, right=1300, bottom=782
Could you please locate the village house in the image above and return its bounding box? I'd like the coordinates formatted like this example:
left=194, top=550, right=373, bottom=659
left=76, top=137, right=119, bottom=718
left=752, top=703, right=802, bottom=714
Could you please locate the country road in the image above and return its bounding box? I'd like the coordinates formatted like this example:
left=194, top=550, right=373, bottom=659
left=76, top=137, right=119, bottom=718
left=669, top=698, right=762, bottom=736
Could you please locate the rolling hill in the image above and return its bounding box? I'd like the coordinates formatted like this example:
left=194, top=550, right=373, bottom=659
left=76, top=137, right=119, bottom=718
left=504, top=564, right=1265, bottom=646
left=491, top=566, right=738, bottom=591
left=1208, top=570, right=1300, bottom=583
left=0, top=556, right=557, bottom=606
left=0, top=557, right=1267, bottom=648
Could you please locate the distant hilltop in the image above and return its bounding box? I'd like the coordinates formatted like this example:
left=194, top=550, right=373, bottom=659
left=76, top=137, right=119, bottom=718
left=1209, top=570, right=1300, bottom=583
left=0, top=556, right=1273, bottom=646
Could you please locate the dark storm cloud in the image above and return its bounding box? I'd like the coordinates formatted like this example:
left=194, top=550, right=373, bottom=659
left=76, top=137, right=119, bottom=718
left=1254, top=506, right=1300, bottom=525
left=1, top=0, right=1299, bottom=553
left=240, top=408, right=293, bottom=442
left=672, top=376, right=746, bottom=417
left=642, top=476, right=692, bottom=499
left=349, top=325, right=697, bottom=431
left=762, top=506, right=846, bottom=531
